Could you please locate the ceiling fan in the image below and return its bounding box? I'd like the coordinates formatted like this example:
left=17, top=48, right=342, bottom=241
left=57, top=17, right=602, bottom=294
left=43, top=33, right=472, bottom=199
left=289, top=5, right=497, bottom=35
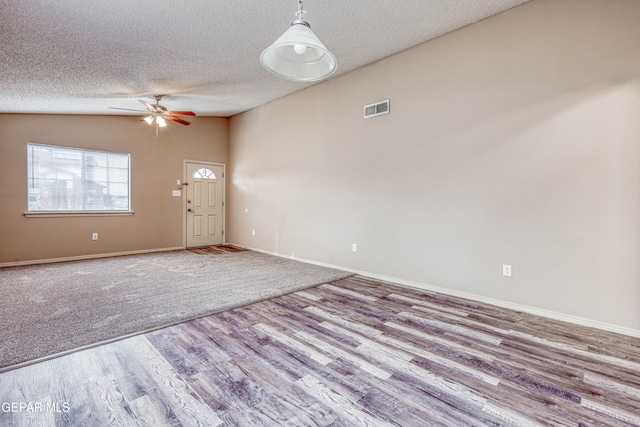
left=109, top=95, right=195, bottom=135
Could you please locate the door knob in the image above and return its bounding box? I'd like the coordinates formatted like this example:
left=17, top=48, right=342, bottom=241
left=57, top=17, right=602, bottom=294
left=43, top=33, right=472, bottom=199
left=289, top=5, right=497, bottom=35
left=187, top=208, right=193, bottom=213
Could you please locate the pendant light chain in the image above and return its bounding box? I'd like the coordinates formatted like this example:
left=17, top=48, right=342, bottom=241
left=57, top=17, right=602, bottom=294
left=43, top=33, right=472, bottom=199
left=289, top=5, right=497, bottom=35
left=295, top=0, right=307, bottom=21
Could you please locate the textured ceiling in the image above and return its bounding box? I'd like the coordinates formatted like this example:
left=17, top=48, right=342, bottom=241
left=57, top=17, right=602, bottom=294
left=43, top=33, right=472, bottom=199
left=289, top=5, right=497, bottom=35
left=0, top=0, right=529, bottom=117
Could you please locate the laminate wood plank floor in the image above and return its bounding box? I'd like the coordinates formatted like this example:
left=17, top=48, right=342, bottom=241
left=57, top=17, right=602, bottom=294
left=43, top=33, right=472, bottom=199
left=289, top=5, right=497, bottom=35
left=2, top=275, right=640, bottom=426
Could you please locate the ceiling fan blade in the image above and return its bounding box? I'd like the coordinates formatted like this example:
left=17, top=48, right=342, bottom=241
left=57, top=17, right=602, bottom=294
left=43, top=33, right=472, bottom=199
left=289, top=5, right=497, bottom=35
left=108, top=107, right=147, bottom=113
left=168, top=111, right=196, bottom=116
left=138, top=99, right=156, bottom=112
left=166, top=116, right=191, bottom=126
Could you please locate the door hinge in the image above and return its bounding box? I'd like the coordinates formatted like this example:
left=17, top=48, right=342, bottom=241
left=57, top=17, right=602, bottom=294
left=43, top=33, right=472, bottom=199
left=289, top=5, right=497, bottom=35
left=222, top=229, right=224, bottom=235
left=222, top=201, right=224, bottom=207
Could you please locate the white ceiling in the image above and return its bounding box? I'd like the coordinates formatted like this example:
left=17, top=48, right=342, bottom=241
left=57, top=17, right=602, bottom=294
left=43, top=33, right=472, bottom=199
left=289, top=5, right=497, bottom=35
left=0, top=0, right=529, bottom=117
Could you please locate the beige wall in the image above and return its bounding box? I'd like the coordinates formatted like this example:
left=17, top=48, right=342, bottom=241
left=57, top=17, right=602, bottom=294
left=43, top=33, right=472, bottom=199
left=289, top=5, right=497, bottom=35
left=228, top=0, right=640, bottom=331
left=0, top=114, right=228, bottom=264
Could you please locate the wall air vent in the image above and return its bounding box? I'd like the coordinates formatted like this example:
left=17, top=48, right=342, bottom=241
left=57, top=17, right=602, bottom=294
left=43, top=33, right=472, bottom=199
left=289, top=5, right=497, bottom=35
left=364, top=99, right=390, bottom=119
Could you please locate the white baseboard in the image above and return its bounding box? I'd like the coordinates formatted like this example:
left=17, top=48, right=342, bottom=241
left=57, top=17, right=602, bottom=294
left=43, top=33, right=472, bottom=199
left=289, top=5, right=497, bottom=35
left=0, top=247, right=185, bottom=268
left=233, top=243, right=640, bottom=340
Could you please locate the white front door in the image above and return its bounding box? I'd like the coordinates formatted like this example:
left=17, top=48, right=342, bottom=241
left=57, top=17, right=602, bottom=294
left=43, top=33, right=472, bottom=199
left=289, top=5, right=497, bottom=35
left=185, top=162, right=224, bottom=248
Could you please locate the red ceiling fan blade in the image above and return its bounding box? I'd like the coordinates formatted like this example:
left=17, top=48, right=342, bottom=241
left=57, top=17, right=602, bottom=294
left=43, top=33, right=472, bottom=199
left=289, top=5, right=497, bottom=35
left=166, top=116, right=191, bottom=125
left=168, top=111, right=196, bottom=116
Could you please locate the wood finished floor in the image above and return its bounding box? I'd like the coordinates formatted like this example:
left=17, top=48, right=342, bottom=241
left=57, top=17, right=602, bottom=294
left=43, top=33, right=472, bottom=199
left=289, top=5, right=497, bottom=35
left=2, top=276, right=640, bottom=426
left=187, top=245, right=247, bottom=255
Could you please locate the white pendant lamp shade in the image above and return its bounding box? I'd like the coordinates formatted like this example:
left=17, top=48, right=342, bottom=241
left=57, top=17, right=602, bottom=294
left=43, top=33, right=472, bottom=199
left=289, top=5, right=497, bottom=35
left=261, top=4, right=337, bottom=82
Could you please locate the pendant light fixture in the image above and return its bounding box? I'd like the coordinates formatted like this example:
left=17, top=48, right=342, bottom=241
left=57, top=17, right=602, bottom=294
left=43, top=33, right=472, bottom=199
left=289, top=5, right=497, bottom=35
left=260, top=0, right=337, bottom=82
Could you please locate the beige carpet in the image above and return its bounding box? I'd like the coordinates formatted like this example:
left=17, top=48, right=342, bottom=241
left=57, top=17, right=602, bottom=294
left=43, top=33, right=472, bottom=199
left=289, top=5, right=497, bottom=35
left=0, top=250, right=353, bottom=371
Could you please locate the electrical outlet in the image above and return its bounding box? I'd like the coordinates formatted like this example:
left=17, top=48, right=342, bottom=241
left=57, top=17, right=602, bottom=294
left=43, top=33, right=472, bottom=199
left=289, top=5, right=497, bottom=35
left=502, top=264, right=512, bottom=277
left=252, top=229, right=256, bottom=236
left=352, top=243, right=358, bottom=253
left=92, top=233, right=99, bottom=241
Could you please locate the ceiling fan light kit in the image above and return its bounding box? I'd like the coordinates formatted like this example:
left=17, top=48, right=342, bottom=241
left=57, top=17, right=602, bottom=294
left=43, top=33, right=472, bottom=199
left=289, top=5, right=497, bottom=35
left=261, top=0, right=337, bottom=82
left=155, top=115, right=168, bottom=128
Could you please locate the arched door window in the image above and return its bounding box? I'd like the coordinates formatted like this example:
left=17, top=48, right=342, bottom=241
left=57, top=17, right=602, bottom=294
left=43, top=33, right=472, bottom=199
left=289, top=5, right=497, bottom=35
left=193, top=168, right=216, bottom=180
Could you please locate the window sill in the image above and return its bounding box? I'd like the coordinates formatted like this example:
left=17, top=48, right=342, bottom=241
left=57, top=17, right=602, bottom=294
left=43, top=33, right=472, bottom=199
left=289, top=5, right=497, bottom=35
left=24, top=211, right=134, bottom=218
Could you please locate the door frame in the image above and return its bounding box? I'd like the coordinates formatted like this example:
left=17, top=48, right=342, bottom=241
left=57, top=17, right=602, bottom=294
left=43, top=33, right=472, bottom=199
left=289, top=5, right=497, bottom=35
left=182, top=160, right=226, bottom=248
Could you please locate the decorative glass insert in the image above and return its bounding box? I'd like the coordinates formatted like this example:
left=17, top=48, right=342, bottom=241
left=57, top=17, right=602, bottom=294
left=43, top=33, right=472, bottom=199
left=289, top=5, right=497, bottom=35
left=193, top=168, right=216, bottom=180
left=27, top=143, right=131, bottom=212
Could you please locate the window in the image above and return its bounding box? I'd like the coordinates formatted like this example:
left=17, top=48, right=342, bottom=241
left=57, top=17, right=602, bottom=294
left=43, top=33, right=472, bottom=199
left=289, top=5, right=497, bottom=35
left=27, top=143, right=131, bottom=213
left=193, top=168, right=216, bottom=179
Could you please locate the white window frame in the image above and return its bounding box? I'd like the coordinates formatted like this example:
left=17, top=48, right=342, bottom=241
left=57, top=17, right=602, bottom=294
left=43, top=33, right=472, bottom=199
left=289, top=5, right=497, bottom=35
left=26, top=143, right=132, bottom=216
left=193, top=167, right=217, bottom=180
